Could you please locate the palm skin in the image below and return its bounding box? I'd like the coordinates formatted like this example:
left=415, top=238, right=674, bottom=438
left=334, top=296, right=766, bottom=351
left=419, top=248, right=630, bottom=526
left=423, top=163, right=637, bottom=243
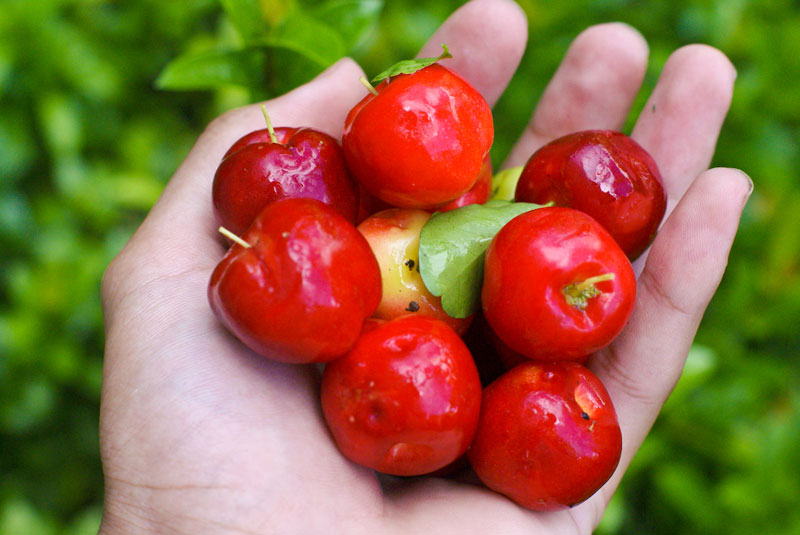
left=98, top=1, right=752, bottom=533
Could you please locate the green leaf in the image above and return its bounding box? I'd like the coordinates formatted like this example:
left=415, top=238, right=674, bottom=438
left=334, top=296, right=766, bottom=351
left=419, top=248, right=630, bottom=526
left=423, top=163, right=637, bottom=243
left=220, top=0, right=269, bottom=43
left=490, top=165, right=524, bottom=201
left=258, top=9, right=346, bottom=67
left=258, top=0, right=296, bottom=28
left=311, top=0, right=383, bottom=51
left=419, top=200, right=542, bottom=318
left=155, top=48, right=265, bottom=90
left=371, top=43, right=452, bottom=83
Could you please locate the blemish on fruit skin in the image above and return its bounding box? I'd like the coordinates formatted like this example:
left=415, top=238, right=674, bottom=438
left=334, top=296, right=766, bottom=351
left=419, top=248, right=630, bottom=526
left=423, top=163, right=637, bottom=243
left=406, top=301, right=420, bottom=312
left=405, top=259, right=415, bottom=270
left=581, top=411, right=590, bottom=420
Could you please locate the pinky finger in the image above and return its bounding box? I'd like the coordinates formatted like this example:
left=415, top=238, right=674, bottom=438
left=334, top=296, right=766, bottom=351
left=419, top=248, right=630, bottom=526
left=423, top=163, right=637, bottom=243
left=574, top=167, right=752, bottom=528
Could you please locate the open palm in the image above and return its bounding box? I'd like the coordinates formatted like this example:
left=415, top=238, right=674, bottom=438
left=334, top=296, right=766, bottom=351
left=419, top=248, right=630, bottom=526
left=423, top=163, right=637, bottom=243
left=99, top=1, right=750, bottom=533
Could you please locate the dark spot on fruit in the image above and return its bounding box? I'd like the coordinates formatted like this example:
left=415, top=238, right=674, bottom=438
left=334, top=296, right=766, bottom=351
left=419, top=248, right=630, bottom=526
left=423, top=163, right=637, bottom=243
left=406, top=301, right=420, bottom=312
left=581, top=411, right=590, bottom=420
left=405, top=259, right=415, bottom=270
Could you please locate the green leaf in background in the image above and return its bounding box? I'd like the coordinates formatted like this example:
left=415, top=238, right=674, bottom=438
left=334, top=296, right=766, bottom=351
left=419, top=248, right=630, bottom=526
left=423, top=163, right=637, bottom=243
left=490, top=165, right=523, bottom=201
left=155, top=48, right=265, bottom=90
left=311, top=0, right=383, bottom=51
left=371, top=43, right=451, bottom=83
left=259, top=8, right=346, bottom=67
left=220, top=0, right=270, bottom=43
left=418, top=200, right=542, bottom=318
left=258, top=0, right=295, bottom=28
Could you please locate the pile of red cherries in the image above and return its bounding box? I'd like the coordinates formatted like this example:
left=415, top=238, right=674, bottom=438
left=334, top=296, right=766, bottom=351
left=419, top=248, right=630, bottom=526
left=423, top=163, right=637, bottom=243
left=207, top=56, right=666, bottom=511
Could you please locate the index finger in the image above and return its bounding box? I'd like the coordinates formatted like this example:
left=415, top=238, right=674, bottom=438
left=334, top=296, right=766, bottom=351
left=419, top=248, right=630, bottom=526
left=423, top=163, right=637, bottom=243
left=417, top=0, right=528, bottom=106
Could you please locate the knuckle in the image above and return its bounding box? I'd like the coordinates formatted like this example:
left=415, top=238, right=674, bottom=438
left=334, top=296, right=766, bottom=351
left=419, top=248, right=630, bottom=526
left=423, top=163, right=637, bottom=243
left=638, top=266, right=695, bottom=319
left=593, top=345, right=666, bottom=409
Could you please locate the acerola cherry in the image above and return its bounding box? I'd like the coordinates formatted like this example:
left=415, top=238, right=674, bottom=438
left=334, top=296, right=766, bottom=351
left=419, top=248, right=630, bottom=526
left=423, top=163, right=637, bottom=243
left=515, top=130, right=666, bottom=259
left=468, top=360, right=622, bottom=511
left=208, top=198, right=381, bottom=364
left=357, top=208, right=471, bottom=334
left=343, top=63, right=494, bottom=209
left=436, top=154, right=493, bottom=213
left=213, top=126, right=358, bottom=236
left=320, top=315, right=482, bottom=476
left=482, top=206, right=636, bottom=362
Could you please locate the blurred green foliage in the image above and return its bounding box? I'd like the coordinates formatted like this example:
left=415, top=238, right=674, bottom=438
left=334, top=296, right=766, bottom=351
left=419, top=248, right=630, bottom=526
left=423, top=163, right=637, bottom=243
left=1, top=0, right=797, bottom=533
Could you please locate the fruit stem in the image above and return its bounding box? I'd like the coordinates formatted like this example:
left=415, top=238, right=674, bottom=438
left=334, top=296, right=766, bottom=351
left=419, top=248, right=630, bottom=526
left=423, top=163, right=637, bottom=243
left=563, top=273, right=615, bottom=310
left=572, top=273, right=615, bottom=294
left=260, top=104, right=277, bottom=144
left=359, top=76, right=379, bottom=96
left=218, top=226, right=252, bottom=248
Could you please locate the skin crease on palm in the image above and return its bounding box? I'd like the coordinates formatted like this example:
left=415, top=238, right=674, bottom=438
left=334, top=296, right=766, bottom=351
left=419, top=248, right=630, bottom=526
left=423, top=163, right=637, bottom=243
left=98, top=0, right=752, bottom=534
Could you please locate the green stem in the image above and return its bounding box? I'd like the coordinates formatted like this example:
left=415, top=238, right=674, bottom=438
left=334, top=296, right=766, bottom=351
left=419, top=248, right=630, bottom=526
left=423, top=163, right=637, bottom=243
left=218, top=226, right=251, bottom=249
left=359, top=76, right=379, bottom=96
left=260, top=104, right=277, bottom=144
left=563, top=273, right=615, bottom=310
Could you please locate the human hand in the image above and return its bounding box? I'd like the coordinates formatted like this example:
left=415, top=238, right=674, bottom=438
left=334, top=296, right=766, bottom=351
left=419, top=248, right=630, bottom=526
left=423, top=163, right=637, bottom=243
left=98, top=1, right=751, bottom=533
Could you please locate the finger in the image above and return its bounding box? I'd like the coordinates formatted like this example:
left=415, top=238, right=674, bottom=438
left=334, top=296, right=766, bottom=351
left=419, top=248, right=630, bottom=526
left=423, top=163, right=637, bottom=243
left=417, top=0, right=528, bottom=107
left=108, top=58, right=368, bottom=289
left=631, top=44, right=736, bottom=213
left=504, top=23, right=649, bottom=167
left=576, top=167, right=752, bottom=526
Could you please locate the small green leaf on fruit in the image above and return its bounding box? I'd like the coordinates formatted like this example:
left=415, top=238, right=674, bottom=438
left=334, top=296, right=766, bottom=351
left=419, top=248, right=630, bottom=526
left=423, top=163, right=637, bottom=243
left=371, top=44, right=452, bottom=83
left=418, top=200, right=543, bottom=319
left=490, top=166, right=524, bottom=201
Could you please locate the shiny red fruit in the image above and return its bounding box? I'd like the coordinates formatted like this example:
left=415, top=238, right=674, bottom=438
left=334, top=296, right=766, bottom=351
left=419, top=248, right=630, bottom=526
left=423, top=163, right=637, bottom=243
left=213, top=127, right=358, bottom=236
left=436, top=154, right=493, bottom=213
left=515, top=130, right=666, bottom=259
left=482, top=207, right=636, bottom=362
left=208, top=198, right=381, bottom=364
left=320, top=315, right=482, bottom=476
left=468, top=361, right=622, bottom=511
left=343, top=64, right=493, bottom=209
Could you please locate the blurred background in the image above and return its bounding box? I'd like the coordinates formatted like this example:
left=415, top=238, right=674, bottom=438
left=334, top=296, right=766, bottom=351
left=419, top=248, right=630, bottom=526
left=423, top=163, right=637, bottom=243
left=1, top=0, right=798, bottom=533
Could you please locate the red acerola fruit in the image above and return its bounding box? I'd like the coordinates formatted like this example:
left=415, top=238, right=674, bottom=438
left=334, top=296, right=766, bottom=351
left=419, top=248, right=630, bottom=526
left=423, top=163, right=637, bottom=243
left=482, top=207, right=636, bottom=362
left=208, top=198, right=381, bottom=363
left=436, top=154, right=493, bottom=213
left=468, top=360, right=622, bottom=511
left=213, top=127, right=358, bottom=236
left=343, top=64, right=494, bottom=209
left=515, top=130, right=666, bottom=259
left=321, top=315, right=482, bottom=476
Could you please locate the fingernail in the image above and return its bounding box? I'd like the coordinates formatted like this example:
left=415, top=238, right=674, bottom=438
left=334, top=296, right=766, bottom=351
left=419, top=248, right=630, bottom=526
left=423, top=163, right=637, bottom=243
left=739, top=169, right=754, bottom=199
